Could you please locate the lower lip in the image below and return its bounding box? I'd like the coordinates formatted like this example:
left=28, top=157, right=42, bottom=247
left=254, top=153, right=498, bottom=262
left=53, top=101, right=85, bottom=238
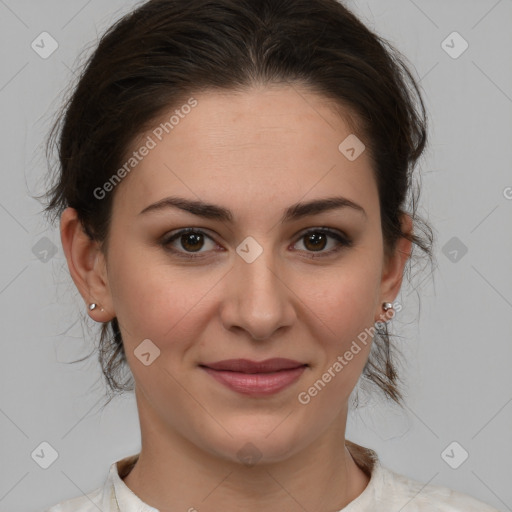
left=201, top=365, right=307, bottom=396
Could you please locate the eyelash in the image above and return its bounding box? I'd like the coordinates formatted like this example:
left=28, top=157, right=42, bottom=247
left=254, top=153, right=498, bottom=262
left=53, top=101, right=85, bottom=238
left=160, top=227, right=353, bottom=260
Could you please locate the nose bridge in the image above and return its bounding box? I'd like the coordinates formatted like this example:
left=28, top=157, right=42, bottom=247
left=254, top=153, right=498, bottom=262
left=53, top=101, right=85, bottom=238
left=237, top=236, right=282, bottom=305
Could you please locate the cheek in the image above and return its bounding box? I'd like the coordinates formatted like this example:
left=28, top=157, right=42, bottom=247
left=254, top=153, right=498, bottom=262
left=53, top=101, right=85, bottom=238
left=299, top=258, right=381, bottom=340
left=107, top=247, right=220, bottom=347
left=295, top=271, right=379, bottom=407
left=294, top=260, right=380, bottom=399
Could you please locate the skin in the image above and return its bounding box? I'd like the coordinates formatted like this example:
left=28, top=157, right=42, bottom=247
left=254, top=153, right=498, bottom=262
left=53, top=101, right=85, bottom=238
left=60, top=84, right=412, bottom=512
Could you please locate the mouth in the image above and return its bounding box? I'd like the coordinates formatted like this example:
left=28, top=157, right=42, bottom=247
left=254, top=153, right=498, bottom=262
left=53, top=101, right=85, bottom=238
left=199, top=358, right=308, bottom=396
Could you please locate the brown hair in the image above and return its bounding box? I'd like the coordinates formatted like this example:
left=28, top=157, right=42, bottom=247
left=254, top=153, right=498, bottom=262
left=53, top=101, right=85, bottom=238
left=39, top=0, right=435, bottom=408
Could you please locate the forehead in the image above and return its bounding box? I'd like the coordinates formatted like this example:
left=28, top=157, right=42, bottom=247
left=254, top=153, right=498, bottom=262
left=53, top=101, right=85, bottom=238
left=113, top=84, right=378, bottom=222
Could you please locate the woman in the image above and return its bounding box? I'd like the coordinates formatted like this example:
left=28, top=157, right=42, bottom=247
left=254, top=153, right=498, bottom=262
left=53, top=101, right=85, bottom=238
left=41, top=0, right=500, bottom=510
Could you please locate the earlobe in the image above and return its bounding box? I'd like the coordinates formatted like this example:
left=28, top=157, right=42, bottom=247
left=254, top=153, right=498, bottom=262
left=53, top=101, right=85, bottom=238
left=60, top=207, right=114, bottom=322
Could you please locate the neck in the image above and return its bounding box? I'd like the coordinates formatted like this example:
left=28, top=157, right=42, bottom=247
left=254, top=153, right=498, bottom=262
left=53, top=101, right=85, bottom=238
left=122, top=392, right=372, bottom=512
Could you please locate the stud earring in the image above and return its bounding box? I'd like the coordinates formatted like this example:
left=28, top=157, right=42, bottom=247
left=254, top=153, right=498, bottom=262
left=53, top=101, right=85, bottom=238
left=379, top=301, right=395, bottom=324
left=382, top=302, right=393, bottom=312
left=89, top=303, right=105, bottom=312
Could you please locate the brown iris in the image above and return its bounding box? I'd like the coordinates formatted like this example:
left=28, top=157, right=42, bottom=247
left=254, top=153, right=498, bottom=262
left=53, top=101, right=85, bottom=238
left=303, top=232, right=327, bottom=252
left=179, top=232, right=205, bottom=252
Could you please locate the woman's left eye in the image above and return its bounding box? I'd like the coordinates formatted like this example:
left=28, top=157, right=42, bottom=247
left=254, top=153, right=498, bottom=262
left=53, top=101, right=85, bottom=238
left=294, top=228, right=353, bottom=257
left=160, top=227, right=352, bottom=260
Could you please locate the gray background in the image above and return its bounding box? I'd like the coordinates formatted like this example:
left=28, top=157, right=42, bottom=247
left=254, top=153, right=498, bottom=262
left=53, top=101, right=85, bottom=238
left=0, top=0, right=511, bottom=511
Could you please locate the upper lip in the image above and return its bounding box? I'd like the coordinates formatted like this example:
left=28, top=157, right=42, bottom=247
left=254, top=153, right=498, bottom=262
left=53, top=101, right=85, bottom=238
left=200, top=358, right=307, bottom=373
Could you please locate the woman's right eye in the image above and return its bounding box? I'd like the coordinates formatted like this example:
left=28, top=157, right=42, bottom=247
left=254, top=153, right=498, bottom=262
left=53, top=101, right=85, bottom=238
left=161, top=228, right=219, bottom=259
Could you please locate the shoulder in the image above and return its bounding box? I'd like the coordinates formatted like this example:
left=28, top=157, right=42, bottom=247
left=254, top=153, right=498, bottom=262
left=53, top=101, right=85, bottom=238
left=346, top=441, right=500, bottom=511
left=379, top=465, right=501, bottom=511
left=44, top=484, right=107, bottom=512
left=43, top=454, right=140, bottom=512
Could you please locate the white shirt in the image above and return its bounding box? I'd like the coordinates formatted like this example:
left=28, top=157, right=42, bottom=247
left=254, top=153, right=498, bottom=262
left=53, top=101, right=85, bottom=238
left=44, top=445, right=501, bottom=512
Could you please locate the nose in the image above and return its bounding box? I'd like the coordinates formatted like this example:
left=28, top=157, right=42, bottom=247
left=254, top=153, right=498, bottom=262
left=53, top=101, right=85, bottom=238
left=219, top=246, right=296, bottom=341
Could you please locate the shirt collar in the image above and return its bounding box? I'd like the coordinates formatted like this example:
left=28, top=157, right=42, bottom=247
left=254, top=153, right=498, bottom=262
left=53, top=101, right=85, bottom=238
left=340, top=446, right=385, bottom=510
left=109, top=453, right=160, bottom=512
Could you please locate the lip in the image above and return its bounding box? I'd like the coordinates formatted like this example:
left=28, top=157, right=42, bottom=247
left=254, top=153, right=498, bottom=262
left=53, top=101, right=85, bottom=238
left=201, top=358, right=305, bottom=373
left=199, top=358, right=307, bottom=396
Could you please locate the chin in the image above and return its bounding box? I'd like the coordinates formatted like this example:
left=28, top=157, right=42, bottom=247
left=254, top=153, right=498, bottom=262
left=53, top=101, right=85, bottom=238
left=198, top=422, right=310, bottom=466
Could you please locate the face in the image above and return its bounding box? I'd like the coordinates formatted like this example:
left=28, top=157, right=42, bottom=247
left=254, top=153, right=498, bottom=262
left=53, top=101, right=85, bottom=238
left=64, top=84, right=410, bottom=465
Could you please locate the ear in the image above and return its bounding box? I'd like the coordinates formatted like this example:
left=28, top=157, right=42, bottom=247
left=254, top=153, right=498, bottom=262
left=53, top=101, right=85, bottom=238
left=375, top=213, right=413, bottom=322
left=60, top=207, right=114, bottom=323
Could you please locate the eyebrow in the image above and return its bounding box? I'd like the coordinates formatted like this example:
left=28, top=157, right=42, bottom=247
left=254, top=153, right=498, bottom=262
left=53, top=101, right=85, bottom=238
left=138, top=195, right=367, bottom=223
